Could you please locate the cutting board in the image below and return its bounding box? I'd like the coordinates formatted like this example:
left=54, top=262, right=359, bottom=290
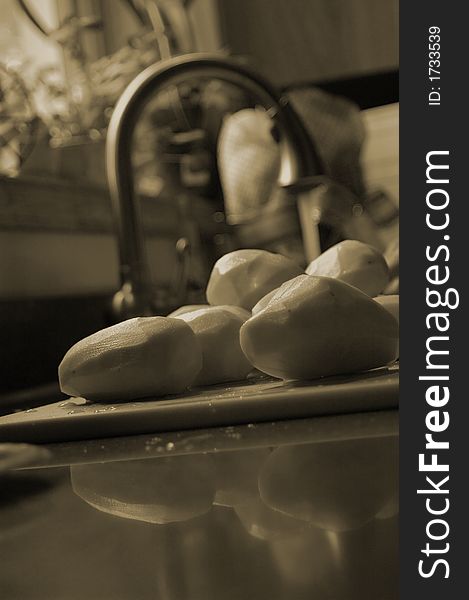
left=0, top=366, right=398, bottom=444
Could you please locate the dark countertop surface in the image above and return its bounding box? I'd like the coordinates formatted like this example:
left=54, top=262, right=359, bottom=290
left=0, top=409, right=398, bottom=600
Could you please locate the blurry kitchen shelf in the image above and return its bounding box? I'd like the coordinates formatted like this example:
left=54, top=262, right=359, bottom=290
left=0, top=174, right=223, bottom=236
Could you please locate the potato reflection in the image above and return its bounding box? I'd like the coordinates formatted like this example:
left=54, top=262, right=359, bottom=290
left=234, top=497, right=306, bottom=541
left=259, top=436, right=398, bottom=531
left=270, top=517, right=398, bottom=599
left=68, top=435, right=398, bottom=599
left=375, top=491, right=399, bottom=520
left=71, top=455, right=216, bottom=524
left=212, top=448, right=271, bottom=507
left=270, top=527, right=343, bottom=594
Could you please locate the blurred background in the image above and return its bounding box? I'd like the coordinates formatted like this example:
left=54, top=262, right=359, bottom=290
left=0, top=0, right=398, bottom=402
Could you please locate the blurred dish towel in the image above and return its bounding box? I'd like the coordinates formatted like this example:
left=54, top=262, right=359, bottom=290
left=217, top=87, right=372, bottom=260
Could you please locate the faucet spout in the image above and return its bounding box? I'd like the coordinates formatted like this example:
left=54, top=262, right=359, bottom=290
left=106, top=53, right=322, bottom=320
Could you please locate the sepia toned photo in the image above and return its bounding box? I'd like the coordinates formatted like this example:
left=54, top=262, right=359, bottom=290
left=1, top=1, right=399, bottom=598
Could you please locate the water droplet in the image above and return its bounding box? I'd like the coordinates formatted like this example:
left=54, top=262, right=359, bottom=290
left=144, top=436, right=162, bottom=446
left=60, top=398, right=89, bottom=409
left=94, top=406, right=116, bottom=414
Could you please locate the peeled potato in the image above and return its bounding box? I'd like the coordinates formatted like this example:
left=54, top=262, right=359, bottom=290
left=168, top=304, right=209, bottom=317
left=240, top=275, right=398, bottom=380
left=174, top=306, right=252, bottom=386
left=374, top=294, right=399, bottom=358
left=206, top=249, right=304, bottom=311
left=384, top=276, right=399, bottom=295
left=306, top=240, right=389, bottom=297
left=251, top=288, right=277, bottom=315
left=374, top=295, right=399, bottom=325
left=59, top=317, right=202, bottom=401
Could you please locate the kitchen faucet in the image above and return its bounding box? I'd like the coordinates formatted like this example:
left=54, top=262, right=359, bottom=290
left=106, top=53, right=323, bottom=320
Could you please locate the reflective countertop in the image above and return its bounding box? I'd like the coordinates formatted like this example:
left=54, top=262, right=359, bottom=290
left=0, top=410, right=398, bottom=600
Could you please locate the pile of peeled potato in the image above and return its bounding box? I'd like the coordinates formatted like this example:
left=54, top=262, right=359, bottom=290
left=59, top=240, right=399, bottom=401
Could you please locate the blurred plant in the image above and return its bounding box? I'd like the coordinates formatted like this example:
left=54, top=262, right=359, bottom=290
left=0, top=1, right=201, bottom=177
left=0, top=63, right=39, bottom=176
left=32, top=31, right=162, bottom=149
left=12, top=0, right=196, bottom=149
